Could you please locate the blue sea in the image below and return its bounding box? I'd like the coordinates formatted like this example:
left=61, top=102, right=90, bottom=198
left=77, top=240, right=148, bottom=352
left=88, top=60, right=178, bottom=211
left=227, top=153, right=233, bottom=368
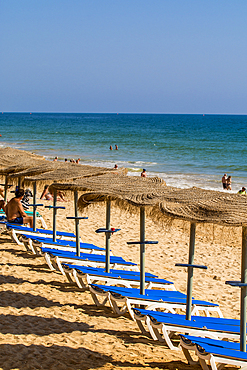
left=1, top=113, right=247, bottom=192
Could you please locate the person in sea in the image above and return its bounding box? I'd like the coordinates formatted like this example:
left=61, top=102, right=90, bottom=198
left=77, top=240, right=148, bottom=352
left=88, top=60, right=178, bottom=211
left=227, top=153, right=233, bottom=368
left=40, top=185, right=53, bottom=200
left=226, top=175, right=232, bottom=190
left=238, top=187, right=247, bottom=195
left=222, top=173, right=228, bottom=189
left=141, top=169, right=147, bottom=178
left=115, top=144, right=118, bottom=150
left=5, top=188, right=33, bottom=227
left=109, top=145, right=113, bottom=150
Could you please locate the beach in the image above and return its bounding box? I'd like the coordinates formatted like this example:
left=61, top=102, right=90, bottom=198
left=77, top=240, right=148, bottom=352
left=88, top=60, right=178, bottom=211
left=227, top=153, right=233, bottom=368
left=0, top=193, right=242, bottom=369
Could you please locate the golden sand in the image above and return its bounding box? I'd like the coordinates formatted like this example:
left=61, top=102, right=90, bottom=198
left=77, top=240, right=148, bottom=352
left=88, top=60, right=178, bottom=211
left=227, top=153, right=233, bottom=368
left=0, top=196, right=241, bottom=369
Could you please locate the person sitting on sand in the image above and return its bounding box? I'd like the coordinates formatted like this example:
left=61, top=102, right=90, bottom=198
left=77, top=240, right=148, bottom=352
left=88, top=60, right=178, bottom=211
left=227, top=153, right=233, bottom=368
left=141, top=169, right=147, bottom=178
left=238, top=187, right=247, bottom=195
left=76, top=158, right=80, bottom=164
left=40, top=185, right=53, bottom=200
left=53, top=156, right=58, bottom=161
left=114, top=164, right=118, bottom=169
left=226, top=175, right=232, bottom=190
left=5, top=188, right=33, bottom=227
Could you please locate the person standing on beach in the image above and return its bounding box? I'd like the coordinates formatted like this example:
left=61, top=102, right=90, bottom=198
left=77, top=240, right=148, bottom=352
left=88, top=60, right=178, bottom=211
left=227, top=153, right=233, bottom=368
left=222, top=174, right=227, bottom=189
left=5, top=188, right=33, bottom=227
left=141, top=169, right=147, bottom=177
left=226, top=175, right=232, bottom=190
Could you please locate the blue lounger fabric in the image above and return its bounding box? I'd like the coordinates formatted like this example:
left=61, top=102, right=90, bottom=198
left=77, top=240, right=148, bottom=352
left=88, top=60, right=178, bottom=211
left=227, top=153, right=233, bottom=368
left=21, top=234, right=104, bottom=251
left=6, top=223, right=76, bottom=237
left=42, top=248, right=137, bottom=266
left=181, top=334, right=247, bottom=361
left=134, top=309, right=242, bottom=333
left=63, top=264, right=158, bottom=278
left=90, top=284, right=219, bottom=307
left=63, top=264, right=173, bottom=284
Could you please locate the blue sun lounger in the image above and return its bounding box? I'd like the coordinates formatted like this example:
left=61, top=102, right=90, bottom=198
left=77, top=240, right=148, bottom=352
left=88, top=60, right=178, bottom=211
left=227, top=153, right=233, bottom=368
left=0, top=210, right=47, bottom=228
left=5, top=223, right=76, bottom=246
left=133, top=308, right=240, bottom=350
left=180, top=334, right=247, bottom=370
left=61, top=263, right=175, bottom=290
left=88, top=284, right=222, bottom=319
left=40, top=248, right=138, bottom=274
left=20, top=233, right=105, bottom=255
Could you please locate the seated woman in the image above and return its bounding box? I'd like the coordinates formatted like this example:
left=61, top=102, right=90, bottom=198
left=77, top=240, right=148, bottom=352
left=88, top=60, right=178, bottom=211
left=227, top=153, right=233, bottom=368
left=40, top=185, right=53, bottom=200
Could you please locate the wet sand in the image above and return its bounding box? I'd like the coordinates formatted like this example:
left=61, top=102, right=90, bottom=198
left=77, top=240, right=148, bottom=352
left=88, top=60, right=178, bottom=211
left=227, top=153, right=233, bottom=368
left=0, top=197, right=241, bottom=369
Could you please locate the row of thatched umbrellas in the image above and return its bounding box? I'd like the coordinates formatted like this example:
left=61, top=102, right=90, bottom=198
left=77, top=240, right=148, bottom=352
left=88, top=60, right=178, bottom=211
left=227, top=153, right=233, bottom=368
left=1, top=148, right=247, bottom=351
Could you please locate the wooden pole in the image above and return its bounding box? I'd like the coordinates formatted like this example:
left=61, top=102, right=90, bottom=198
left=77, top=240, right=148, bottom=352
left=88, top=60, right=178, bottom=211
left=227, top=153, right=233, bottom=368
left=53, top=189, right=57, bottom=242
left=32, top=181, right=37, bottom=231
left=140, top=206, right=146, bottom=295
left=105, top=200, right=111, bottom=273
left=186, top=222, right=196, bottom=320
left=74, top=191, right=80, bottom=256
left=240, top=226, right=247, bottom=352
left=4, top=176, right=8, bottom=202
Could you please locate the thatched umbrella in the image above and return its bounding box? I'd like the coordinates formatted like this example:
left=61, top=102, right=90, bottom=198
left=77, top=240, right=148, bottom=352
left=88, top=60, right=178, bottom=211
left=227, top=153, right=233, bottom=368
left=0, top=148, right=45, bottom=201
left=18, top=165, right=126, bottom=240
left=52, top=175, right=247, bottom=351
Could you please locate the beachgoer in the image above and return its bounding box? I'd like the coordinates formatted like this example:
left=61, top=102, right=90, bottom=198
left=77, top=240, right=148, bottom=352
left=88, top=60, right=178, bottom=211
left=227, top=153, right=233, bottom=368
left=0, top=200, right=6, bottom=212
left=5, top=188, right=33, bottom=227
left=115, top=145, right=118, bottom=150
left=114, top=164, right=118, bottom=169
left=226, top=176, right=232, bottom=190
left=57, top=191, right=67, bottom=202
left=238, top=187, right=247, bottom=195
left=65, top=158, right=68, bottom=162
left=0, top=186, right=4, bottom=199
left=110, top=146, right=113, bottom=150
left=71, top=159, right=76, bottom=163
left=76, top=158, right=81, bottom=164
left=40, top=185, right=53, bottom=200
left=141, top=169, right=147, bottom=178
left=53, top=156, right=58, bottom=161
left=222, top=174, right=227, bottom=189
left=21, top=188, right=33, bottom=210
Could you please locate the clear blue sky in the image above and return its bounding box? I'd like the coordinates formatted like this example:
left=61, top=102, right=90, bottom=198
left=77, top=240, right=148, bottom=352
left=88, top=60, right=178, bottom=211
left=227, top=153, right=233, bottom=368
left=1, top=0, right=246, bottom=114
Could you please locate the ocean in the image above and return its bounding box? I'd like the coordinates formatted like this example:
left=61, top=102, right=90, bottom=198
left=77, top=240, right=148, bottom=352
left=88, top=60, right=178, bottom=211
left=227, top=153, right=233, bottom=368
left=1, top=112, right=247, bottom=192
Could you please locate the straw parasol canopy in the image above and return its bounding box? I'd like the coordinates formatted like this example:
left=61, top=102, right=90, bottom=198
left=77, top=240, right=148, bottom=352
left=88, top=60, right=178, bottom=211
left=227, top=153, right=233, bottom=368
left=0, top=147, right=45, bottom=175
left=21, top=164, right=127, bottom=188
left=51, top=173, right=247, bottom=227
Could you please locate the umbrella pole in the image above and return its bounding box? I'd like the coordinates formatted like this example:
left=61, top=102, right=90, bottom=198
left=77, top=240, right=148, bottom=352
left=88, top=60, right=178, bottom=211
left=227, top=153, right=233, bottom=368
left=140, top=206, right=146, bottom=295
left=105, top=200, right=111, bottom=273
left=53, top=189, right=57, bottom=242
left=18, top=177, right=22, bottom=189
left=74, top=191, right=80, bottom=256
left=4, top=176, right=8, bottom=202
left=240, top=226, right=247, bottom=352
left=186, top=222, right=196, bottom=320
left=32, top=181, right=37, bottom=231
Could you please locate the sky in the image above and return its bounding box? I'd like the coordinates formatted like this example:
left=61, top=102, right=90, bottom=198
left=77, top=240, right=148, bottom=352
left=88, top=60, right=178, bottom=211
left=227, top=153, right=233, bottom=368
left=0, top=0, right=247, bottom=114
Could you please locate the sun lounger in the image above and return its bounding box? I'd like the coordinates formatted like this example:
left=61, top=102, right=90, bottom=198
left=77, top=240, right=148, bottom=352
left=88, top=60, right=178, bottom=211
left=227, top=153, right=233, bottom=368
left=61, top=263, right=176, bottom=290
left=180, top=334, right=247, bottom=370
left=0, top=210, right=47, bottom=228
left=40, top=248, right=138, bottom=274
left=19, top=233, right=106, bottom=255
left=5, top=223, right=77, bottom=246
left=133, top=308, right=240, bottom=350
left=89, top=284, right=222, bottom=320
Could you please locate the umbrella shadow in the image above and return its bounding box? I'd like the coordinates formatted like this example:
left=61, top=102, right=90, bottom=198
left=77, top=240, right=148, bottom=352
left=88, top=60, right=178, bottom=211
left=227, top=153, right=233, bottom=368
left=0, top=343, right=198, bottom=370
left=0, top=291, right=62, bottom=309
